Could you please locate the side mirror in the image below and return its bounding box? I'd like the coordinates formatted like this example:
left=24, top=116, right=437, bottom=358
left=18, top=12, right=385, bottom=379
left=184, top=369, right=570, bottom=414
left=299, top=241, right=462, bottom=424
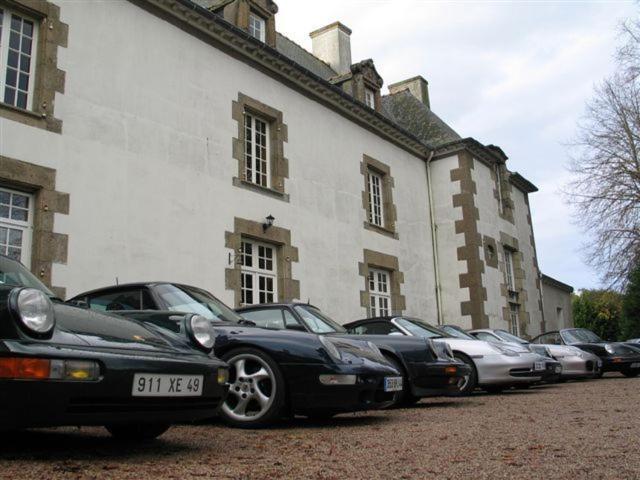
left=286, top=324, right=307, bottom=332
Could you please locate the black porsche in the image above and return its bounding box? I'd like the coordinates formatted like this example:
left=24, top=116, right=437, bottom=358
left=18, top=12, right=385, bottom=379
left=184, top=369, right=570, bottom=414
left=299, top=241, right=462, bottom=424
left=0, top=255, right=229, bottom=440
left=69, top=283, right=402, bottom=427
left=236, top=303, right=471, bottom=405
left=531, top=328, right=640, bottom=378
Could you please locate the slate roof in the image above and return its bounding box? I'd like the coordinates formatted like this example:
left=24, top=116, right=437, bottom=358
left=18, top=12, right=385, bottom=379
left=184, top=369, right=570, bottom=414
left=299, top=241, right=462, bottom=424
left=381, top=90, right=461, bottom=147
left=275, top=32, right=337, bottom=80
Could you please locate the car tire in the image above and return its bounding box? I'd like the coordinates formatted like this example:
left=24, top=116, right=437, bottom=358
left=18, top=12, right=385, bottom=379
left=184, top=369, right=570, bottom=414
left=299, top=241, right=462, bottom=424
left=452, top=353, right=477, bottom=396
left=622, top=368, right=640, bottom=378
left=105, top=423, right=170, bottom=441
left=383, top=354, right=419, bottom=407
left=220, top=348, right=287, bottom=428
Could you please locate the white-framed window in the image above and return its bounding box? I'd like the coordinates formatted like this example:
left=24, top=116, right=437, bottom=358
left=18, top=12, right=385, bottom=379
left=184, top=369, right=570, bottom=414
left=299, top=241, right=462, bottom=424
left=0, top=8, right=38, bottom=110
left=368, top=268, right=391, bottom=317
left=367, top=169, right=384, bottom=227
left=509, top=302, right=519, bottom=336
left=244, top=112, right=270, bottom=188
left=504, top=249, right=515, bottom=292
left=240, top=239, right=277, bottom=306
left=248, top=13, right=266, bottom=42
left=0, top=187, right=33, bottom=264
left=365, top=88, right=376, bottom=109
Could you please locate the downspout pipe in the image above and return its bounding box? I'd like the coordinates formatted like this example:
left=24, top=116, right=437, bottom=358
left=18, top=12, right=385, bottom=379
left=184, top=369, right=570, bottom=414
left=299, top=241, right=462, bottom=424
left=426, top=150, right=444, bottom=325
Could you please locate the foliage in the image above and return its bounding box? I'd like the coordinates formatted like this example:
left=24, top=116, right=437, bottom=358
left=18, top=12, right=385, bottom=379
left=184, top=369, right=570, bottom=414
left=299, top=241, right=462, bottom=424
left=572, top=290, right=624, bottom=341
left=620, top=262, right=640, bottom=340
left=567, top=14, right=640, bottom=288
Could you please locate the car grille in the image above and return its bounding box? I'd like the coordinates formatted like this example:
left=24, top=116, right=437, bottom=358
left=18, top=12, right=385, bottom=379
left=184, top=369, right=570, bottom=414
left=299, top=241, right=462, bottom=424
left=67, top=397, right=222, bottom=414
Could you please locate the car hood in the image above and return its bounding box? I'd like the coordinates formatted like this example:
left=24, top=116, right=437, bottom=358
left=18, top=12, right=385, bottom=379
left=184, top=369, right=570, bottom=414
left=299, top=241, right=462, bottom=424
left=52, top=302, right=202, bottom=355
left=439, top=338, right=501, bottom=355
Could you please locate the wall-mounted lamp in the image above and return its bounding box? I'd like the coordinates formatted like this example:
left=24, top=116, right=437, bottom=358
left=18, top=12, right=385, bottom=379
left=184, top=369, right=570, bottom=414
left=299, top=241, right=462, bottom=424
left=263, top=214, right=275, bottom=232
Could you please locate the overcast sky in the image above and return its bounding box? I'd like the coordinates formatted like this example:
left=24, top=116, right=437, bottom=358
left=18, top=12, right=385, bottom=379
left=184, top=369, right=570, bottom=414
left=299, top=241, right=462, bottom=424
left=274, top=0, right=637, bottom=291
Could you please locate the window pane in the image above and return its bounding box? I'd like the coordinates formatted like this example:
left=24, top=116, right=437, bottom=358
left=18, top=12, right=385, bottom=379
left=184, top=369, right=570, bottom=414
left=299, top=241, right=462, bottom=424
left=0, top=227, right=7, bottom=244
left=10, top=208, right=27, bottom=222
left=4, top=87, right=16, bottom=105
left=0, top=205, right=9, bottom=219
left=10, top=15, right=21, bottom=31
left=7, top=49, right=18, bottom=68
left=9, top=30, right=20, bottom=50
left=16, top=92, right=27, bottom=109
left=8, top=229, right=22, bottom=247
left=0, top=191, right=9, bottom=205
left=11, top=194, right=28, bottom=208
left=6, top=68, right=17, bottom=87
left=22, top=19, right=33, bottom=37
left=7, top=247, right=21, bottom=261
left=20, top=54, right=30, bottom=72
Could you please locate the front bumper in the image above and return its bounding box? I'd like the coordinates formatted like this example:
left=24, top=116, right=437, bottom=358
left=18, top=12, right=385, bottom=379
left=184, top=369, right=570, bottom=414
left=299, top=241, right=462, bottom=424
left=475, top=353, right=546, bottom=386
left=559, top=355, right=601, bottom=379
left=406, top=360, right=471, bottom=397
left=282, top=361, right=399, bottom=414
left=0, top=342, right=228, bottom=430
left=601, top=355, right=640, bottom=373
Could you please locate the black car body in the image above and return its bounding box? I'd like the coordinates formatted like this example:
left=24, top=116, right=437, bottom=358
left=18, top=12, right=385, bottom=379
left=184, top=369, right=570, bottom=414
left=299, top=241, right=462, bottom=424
left=0, top=256, right=229, bottom=439
left=532, top=328, right=640, bottom=377
left=69, top=283, right=401, bottom=426
left=236, top=303, right=471, bottom=403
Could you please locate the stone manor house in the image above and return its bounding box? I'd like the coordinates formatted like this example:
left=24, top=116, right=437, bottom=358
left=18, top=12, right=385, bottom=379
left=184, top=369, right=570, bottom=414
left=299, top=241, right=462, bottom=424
left=0, top=0, right=573, bottom=336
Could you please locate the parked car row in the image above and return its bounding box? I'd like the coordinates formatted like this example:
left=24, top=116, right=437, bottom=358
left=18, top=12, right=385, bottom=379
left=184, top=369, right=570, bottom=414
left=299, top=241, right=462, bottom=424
left=2, top=254, right=639, bottom=441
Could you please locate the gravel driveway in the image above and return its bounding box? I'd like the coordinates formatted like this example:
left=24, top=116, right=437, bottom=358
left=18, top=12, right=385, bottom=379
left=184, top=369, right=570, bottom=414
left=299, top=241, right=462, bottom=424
left=2, top=375, right=638, bottom=480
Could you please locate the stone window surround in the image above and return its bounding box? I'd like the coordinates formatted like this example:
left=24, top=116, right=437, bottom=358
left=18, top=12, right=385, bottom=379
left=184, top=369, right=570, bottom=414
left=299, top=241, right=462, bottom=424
left=232, top=92, right=289, bottom=202
left=491, top=163, right=515, bottom=224
left=0, top=0, right=67, bottom=133
left=482, top=235, right=498, bottom=269
left=499, top=232, right=531, bottom=336
left=358, top=249, right=405, bottom=316
left=0, top=155, right=69, bottom=298
left=217, top=0, right=278, bottom=48
left=361, top=154, right=398, bottom=239
left=225, top=217, right=299, bottom=308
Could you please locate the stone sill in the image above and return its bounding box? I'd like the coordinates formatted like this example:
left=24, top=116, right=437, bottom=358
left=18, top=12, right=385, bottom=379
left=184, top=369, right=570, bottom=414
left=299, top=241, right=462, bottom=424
left=232, top=177, right=290, bottom=203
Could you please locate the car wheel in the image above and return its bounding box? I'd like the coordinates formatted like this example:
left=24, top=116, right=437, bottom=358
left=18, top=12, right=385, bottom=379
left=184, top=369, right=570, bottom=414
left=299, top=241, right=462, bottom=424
left=105, top=423, right=170, bottom=441
left=452, top=353, right=477, bottom=396
left=622, top=368, right=640, bottom=378
left=382, top=354, right=418, bottom=407
left=220, top=348, right=286, bottom=428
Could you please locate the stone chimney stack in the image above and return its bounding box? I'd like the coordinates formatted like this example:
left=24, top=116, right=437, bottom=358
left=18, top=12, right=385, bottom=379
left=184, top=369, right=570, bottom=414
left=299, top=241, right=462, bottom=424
left=388, top=76, right=430, bottom=109
left=310, top=22, right=353, bottom=75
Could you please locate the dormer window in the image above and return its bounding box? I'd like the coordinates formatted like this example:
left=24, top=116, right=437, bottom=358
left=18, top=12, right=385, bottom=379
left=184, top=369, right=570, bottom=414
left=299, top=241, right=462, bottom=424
left=248, top=13, right=266, bottom=42
left=365, top=88, right=376, bottom=109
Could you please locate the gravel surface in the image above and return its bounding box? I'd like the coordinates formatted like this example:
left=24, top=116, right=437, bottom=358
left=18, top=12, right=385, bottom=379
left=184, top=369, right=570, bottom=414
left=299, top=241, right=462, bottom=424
left=2, top=375, right=639, bottom=480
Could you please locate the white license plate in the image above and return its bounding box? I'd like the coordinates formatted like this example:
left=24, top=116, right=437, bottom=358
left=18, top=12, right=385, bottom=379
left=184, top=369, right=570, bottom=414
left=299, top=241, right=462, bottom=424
left=631, top=363, right=640, bottom=368
left=534, top=362, right=546, bottom=372
left=384, top=376, right=403, bottom=392
left=132, top=374, right=203, bottom=397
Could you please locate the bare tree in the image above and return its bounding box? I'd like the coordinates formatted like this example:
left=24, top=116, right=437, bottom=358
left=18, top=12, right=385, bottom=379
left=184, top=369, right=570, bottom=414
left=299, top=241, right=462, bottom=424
left=568, top=17, right=640, bottom=288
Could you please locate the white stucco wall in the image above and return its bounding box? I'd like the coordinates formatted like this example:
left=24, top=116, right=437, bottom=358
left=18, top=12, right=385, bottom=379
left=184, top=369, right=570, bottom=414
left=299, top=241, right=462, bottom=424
left=542, top=281, right=573, bottom=331
left=0, top=0, right=437, bottom=323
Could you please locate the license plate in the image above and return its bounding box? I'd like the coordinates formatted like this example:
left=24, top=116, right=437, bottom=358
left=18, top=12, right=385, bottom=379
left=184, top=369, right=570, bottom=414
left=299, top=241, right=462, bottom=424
left=384, top=376, right=403, bottom=392
left=132, top=374, right=203, bottom=397
left=534, top=362, right=545, bottom=371
left=631, top=363, right=640, bottom=368
left=555, top=365, right=562, bottom=373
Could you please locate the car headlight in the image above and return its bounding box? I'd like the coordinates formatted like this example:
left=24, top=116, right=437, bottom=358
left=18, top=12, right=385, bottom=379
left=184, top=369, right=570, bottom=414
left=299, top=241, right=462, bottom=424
left=605, top=344, right=616, bottom=355
left=185, top=314, right=215, bottom=352
left=488, top=343, right=520, bottom=357
left=10, top=288, right=55, bottom=337
left=319, top=335, right=343, bottom=362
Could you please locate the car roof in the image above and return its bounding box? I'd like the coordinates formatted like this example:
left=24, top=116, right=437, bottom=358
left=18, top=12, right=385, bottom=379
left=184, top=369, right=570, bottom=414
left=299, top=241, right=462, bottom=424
left=69, top=281, right=206, bottom=299
left=343, top=317, right=397, bottom=327
left=236, top=302, right=320, bottom=311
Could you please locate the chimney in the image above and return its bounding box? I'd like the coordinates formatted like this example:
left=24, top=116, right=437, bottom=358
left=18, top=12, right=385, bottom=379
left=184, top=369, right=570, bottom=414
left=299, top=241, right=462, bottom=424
left=310, top=22, right=352, bottom=75
left=388, top=76, right=430, bottom=109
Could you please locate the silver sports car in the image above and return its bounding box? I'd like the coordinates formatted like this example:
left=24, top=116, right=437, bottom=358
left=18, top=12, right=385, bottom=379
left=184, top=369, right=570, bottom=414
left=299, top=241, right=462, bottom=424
left=344, top=317, right=554, bottom=395
left=468, top=328, right=601, bottom=379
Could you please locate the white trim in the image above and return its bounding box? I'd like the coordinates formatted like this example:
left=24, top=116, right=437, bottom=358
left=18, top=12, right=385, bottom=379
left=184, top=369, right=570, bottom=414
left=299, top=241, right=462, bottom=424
left=0, top=186, right=34, bottom=265
left=0, top=8, right=39, bottom=110
left=365, top=88, right=375, bottom=109
left=248, top=13, right=266, bottom=43
left=240, top=239, right=277, bottom=305
left=244, top=112, right=270, bottom=188
left=504, top=249, right=515, bottom=292
left=367, top=169, right=384, bottom=227
left=509, top=302, right=519, bottom=336
left=368, top=268, right=391, bottom=317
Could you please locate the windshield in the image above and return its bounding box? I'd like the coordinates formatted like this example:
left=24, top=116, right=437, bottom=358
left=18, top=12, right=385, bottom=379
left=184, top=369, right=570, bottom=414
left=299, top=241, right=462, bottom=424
left=562, top=328, right=603, bottom=344
left=294, top=305, right=346, bottom=334
left=0, top=255, right=54, bottom=296
left=155, top=284, right=243, bottom=323
left=494, top=329, right=528, bottom=344
left=440, top=325, right=476, bottom=340
left=396, top=318, right=446, bottom=339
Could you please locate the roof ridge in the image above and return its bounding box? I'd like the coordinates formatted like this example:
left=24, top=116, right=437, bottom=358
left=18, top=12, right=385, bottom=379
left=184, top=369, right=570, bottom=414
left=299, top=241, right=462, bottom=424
left=275, top=31, right=336, bottom=73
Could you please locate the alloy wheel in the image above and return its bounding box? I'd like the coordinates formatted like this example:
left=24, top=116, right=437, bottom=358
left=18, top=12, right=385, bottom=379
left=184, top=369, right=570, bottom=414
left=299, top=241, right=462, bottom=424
left=222, top=353, right=277, bottom=422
